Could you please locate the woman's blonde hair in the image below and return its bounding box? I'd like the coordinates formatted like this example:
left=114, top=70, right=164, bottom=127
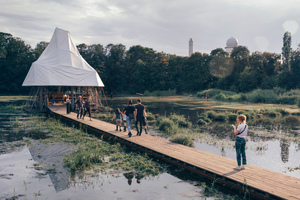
left=237, top=114, right=247, bottom=123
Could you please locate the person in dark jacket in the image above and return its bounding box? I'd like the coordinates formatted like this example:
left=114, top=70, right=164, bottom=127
left=123, top=100, right=135, bottom=137
left=83, top=96, right=92, bottom=121
left=135, top=99, right=147, bottom=136
left=75, top=96, right=83, bottom=119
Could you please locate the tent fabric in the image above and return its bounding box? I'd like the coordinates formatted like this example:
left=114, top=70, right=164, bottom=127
left=22, top=27, right=104, bottom=87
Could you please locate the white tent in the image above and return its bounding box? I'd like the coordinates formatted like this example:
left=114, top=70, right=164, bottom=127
left=22, top=27, right=104, bottom=87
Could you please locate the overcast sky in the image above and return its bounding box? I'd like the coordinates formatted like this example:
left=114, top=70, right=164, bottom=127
left=1, top=0, right=300, bottom=56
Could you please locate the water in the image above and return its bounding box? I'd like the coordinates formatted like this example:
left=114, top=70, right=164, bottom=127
left=1, top=98, right=299, bottom=199
left=0, top=101, right=219, bottom=200
left=109, top=97, right=300, bottom=179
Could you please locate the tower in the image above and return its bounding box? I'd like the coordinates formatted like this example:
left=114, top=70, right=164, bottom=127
left=189, top=38, right=193, bottom=57
left=225, top=37, right=238, bottom=53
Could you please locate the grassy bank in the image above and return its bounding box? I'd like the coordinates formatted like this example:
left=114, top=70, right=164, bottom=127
left=197, top=88, right=300, bottom=106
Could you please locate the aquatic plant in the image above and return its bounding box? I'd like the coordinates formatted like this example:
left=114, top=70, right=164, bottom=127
left=158, top=118, right=176, bottom=135
left=170, top=135, right=194, bottom=147
left=146, top=112, right=156, bottom=121
left=197, top=89, right=236, bottom=98
left=169, top=114, right=192, bottom=128
left=197, top=119, right=207, bottom=126
left=228, top=114, right=238, bottom=121
left=284, top=116, right=300, bottom=126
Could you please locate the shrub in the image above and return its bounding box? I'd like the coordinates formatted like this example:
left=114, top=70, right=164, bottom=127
left=285, top=116, right=300, bottom=126
left=267, top=111, right=280, bottom=118
left=158, top=118, right=176, bottom=133
left=236, top=110, right=246, bottom=115
left=246, top=89, right=277, bottom=103
left=275, top=109, right=290, bottom=116
left=207, top=111, right=218, bottom=120
left=170, top=114, right=192, bottom=128
left=178, top=120, right=192, bottom=128
left=214, top=92, right=228, bottom=101
left=227, top=93, right=242, bottom=101
left=228, top=114, right=238, bottom=121
left=197, top=112, right=207, bottom=120
left=197, top=119, right=207, bottom=126
left=146, top=112, right=156, bottom=121
left=197, top=89, right=236, bottom=98
left=244, top=111, right=256, bottom=120
left=170, top=135, right=194, bottom=147
left=154, top=116, right=165, bottom=127
left=276, top=96, right=297, bottom=105
left=214, top=113, right=227, bottom=121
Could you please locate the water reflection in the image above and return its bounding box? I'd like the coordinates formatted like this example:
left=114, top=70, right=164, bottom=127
left=280, top=139, right=290, bottom=163
left=123, top=172, right=144, bottom=185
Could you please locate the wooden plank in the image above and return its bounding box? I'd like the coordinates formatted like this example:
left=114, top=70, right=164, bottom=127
left=48, top=105, right=300, bottom=200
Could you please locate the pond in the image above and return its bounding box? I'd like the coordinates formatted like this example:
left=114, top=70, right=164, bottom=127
left=1, top=97, right=299, bottom=199
left=0, top=100, right=232, bottom=200
left=109, top=96, right=300, bottom=179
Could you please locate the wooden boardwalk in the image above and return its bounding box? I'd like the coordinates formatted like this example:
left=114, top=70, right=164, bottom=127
left=48, top=105, right=300, bottom=200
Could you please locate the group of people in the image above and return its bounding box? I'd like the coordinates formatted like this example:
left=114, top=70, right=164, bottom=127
left=112, top=99, right=147, bottom=137
left=67, top=95, right=249, bottom=170
left=73, top=95, right=92, bottom=121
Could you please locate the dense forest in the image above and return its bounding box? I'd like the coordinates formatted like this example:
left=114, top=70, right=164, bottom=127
left=1, top=31, right=300, bottom=95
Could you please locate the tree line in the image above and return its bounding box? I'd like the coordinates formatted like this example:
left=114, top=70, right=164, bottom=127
left=0, top=31, right=299, bottom=95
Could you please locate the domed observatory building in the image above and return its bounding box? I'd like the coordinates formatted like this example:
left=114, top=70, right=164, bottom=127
left=225, top=37, right=238, bottom=53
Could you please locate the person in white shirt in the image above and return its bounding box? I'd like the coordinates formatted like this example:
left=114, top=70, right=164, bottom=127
left=232, top=114, right=248, bottom=170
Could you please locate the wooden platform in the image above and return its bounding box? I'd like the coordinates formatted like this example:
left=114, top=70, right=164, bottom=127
left=48, top=105, right=300, bottom=200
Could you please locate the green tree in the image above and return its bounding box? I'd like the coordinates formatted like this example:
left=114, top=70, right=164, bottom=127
left=0, top=33, right=35, bottom=94
left=104, top=44, right=126, bottom=93
left=34, top=41, right=49, bottom=59
left=282, top=31, right=292, bottom=71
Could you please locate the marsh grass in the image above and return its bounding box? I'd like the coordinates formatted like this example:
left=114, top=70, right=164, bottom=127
left=201, top=178, right=244, bottom=200
left=170, top=135, right=194, bottom=147
left=0, top=104, right=24, bottom=113
left=0, top=96, right=28, bottom=102
left=16, top=115, right=162, bottom=176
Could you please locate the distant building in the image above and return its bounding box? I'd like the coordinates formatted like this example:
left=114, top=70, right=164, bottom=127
left=225, top=37, right=238, bottom=53
left=189, top=38, right=193, bottom=57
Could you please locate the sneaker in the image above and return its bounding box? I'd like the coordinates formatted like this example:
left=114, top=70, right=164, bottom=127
left=128, top=132, right=132, bottom=137
left=234, top=166, right=241, bottom=170
left=241, top=165, right=246, bottom=170
left=136, top=131, right=140, bottom=136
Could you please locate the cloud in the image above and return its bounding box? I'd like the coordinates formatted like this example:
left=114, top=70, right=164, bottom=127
left=1, top=0, right=300, bottom=55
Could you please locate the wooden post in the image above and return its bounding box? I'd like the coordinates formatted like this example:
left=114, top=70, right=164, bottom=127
left=95, top=87, right=99, bottom=109
left=101, top=87, right=108, bottom=107
left=39, top=87, right=43, bottom=111
left=71, top=86, right=74, bottom=111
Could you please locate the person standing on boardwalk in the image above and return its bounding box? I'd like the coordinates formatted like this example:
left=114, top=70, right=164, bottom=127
left=83, top=97, right=92, bottom=121
left=135, top=99, right=147, bottom=136
left=232, top=114, right=248, bottom=170
left=124, top=100, right=135, bottom=137
left=111, top=108, right=122, bottom=131
left=66, top=95, right=71, bottom=114
left=122, top=109, right=127, bottom=132
left=75, top=96, right=83, bottom=119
